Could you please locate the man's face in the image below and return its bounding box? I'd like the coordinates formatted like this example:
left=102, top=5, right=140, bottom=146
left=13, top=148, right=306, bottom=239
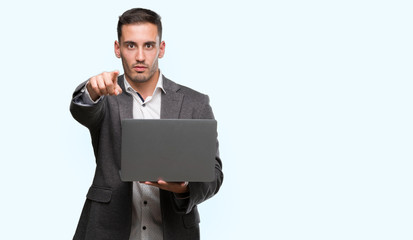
left=115, top=23, right=165, bottom=84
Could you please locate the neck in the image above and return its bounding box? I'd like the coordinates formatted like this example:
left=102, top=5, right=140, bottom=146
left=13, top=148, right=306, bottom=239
left=127, top=70, right=160, bottom=100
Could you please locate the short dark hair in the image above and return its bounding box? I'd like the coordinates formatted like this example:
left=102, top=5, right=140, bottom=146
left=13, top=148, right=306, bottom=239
left=117, top=8, right=163, bottom=42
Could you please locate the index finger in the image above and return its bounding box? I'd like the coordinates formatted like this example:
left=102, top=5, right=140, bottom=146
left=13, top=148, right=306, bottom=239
left=110, top=70, right=119, bottom=83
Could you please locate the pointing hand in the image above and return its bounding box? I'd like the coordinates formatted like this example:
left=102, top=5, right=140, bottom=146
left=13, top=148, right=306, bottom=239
left=86, top=70, right=122, bottom=101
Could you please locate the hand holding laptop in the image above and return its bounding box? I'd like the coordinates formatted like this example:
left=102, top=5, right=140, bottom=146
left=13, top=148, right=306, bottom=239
left=141, top=180, right=189, bottom=194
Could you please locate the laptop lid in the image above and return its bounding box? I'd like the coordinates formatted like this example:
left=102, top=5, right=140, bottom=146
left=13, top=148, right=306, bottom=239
left=120, top=119, right=217, bottom=182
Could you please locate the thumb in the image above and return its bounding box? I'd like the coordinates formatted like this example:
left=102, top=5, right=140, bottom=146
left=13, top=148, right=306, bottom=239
left=115, top=84, right=123, bottom=96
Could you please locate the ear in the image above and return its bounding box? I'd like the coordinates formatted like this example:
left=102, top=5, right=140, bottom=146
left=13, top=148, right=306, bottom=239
left=114, top=40, right=121, bottom=58
left=158, top=41, right=166, bottom=58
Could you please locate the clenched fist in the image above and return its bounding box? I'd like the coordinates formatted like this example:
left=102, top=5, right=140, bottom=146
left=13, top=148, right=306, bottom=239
left=86, top=70, right=123, bottom=101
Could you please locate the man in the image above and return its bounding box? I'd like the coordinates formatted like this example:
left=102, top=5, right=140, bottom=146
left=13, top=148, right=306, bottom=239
left=70, top=8, right=223, bottom=240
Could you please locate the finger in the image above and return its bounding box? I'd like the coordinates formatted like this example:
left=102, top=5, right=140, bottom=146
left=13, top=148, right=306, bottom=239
left=143, top=181, right=162, bottom=189
left=102, top=72, right=115, bottom=95
left=88, top=77, right=100, bottom=96
left=110, top=70, right=122, bottom=95
left=158, top=179, right=167, bottom=185
left=144, top=181, right=157, bottom=186
left=111, top=70, right=120, bottom=84
left=96, top=75, right=108, bottom=95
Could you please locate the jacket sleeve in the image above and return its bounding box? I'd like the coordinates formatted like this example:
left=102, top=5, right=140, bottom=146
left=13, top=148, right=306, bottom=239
left=69, top=80, right=106, bottom=132
left=182, top=95, right=224, bottom=214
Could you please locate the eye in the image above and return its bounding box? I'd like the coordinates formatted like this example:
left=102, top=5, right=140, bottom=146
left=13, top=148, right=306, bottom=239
left=145, top=43, right=154, bottom=49
left=127, top=43, right=135, bottom=49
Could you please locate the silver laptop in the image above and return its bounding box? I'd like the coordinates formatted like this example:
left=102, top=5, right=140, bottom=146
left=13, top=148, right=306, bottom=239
left=120, top=119, right=217, bottom=182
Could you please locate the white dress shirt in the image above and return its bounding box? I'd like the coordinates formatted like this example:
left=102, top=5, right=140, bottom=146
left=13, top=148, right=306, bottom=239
left=125, top=73, right=165, bottom=240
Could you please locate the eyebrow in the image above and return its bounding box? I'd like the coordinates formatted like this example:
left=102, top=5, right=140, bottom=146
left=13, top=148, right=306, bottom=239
left=144, top=41, right=157, bottom=46
left=123, top=41, right=136, bottom=46
left=123, top=41, right=157, bottom=46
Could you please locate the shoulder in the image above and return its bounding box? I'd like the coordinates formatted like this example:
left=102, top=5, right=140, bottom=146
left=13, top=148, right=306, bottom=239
left=163, top=75, right=214, bottom=119
left=163, top=76, right=209, bottom=103
left=179, top=84, right=209, bottom=102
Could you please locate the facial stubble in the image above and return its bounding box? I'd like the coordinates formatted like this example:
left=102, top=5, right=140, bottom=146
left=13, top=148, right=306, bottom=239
left=121, top=55, right=159, bottom=84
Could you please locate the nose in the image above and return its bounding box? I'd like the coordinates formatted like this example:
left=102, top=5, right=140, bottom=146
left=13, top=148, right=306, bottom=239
left=136, top=47, right=145, bottom=62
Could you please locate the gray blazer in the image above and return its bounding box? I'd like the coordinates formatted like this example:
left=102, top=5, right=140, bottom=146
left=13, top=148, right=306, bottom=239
left=70, top=75, right=223, bottom=240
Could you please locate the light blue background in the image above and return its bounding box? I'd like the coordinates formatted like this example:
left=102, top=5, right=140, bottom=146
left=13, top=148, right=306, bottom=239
left=1, top=0, right=412, bottom=239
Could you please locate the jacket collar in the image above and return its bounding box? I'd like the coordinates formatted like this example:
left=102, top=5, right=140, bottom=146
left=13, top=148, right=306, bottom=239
left=116, top=74, right=184, bottom=120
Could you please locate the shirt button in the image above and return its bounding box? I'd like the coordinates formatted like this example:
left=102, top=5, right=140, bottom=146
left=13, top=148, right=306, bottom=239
left=143, top=226, right=147, bottom=230
left=142, top=103, right=146, bottom=107
left=144, top=201, right=147, bottom=205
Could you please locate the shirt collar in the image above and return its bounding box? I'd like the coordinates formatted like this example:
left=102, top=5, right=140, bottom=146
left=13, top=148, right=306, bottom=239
left=124, top=70, right=166, bottom=95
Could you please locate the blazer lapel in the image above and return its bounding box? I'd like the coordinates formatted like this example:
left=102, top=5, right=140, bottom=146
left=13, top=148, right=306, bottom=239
left=161, top=76, right=183, bottom=119
left=115, top=74, right=182, bottom=119
left=116, top=75, right=133, bottom=120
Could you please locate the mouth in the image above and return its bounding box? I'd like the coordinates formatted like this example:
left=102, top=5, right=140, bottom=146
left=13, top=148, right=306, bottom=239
left=133, top=65, right=147, bottom=72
